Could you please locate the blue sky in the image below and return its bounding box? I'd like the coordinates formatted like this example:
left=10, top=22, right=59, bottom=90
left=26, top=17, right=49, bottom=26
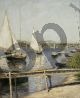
left=0, top=0, right=80, bottom=43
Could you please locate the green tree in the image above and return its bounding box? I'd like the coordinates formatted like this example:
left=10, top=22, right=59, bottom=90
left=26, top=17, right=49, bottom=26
left=67, top=52, right=80, bottom=68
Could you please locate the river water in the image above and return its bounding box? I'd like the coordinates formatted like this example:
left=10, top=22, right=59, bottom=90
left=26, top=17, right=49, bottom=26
left=1, top=46, right=76, bottom=97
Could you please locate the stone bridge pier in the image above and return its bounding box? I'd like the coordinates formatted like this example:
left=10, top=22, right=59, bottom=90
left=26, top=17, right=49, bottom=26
left=28, top=53, right=53, bottom=92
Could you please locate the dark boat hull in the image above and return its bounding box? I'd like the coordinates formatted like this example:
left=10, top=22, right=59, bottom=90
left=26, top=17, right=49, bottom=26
left=7, top=55, right=26, bottom=60
left=5, top=49, right=27, bottom=60
left=51, top=54, right=58, bottom=58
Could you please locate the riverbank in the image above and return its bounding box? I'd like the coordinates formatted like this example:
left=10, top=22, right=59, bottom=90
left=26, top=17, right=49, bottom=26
left=22, top=84, right=80, bottom=98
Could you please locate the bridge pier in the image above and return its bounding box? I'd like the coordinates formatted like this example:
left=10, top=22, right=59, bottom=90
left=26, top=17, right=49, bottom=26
left=47, top=75, right=52, bottom=90
left=9, top=72, right=12, bottom=98
left=44, top=75, right=52, bottom=92
left=28, top=53, right=52, bottom=92
left=28, top=75, right=52, bottom=92
left=14, top=78, right=18, bottom=98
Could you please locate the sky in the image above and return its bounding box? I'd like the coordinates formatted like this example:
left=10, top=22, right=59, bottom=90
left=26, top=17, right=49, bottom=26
left=0, top=0, right=80, bottom=43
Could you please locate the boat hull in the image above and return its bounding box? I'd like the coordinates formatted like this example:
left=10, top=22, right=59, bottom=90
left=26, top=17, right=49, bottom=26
left=5, top=49, right=27, bottom=60
left=76, top=48, right=80, bottom=52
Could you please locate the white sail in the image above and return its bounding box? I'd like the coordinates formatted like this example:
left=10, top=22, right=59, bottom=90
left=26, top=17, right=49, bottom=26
left=11, top=32, right=20, bottom=51
left=0, top=14, right=20, bottom=51
left=0, top=15, right=12, bottom=50
left=30, top=29, right=42, bottom=53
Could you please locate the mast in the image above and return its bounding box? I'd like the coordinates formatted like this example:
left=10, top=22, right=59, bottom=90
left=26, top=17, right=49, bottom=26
left=78, top=1, right=80, bottom=45
left=19, top=8, right=22, bottom=42
left=5, top=11, right=20, bottom=51
left=6, top=11, right=14, bottom=49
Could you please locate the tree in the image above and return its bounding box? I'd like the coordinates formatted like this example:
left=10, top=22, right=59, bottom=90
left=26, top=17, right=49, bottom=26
left=67, top=52, right=80, bottom=68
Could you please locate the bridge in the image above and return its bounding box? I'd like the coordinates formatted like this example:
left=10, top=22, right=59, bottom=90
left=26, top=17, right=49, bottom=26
left=0, top=68, right=80, bottom=98
left=0, top=68, right=80, bottom=79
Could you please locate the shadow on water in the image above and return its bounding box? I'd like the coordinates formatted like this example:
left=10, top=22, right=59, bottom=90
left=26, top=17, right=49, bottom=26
left=50, top=81, right=80, bottom=90
left=49, top=73, right=80, bottom=91
left=0, top=77, right=28, bottom=95
left=55, top=62, right=67, bottom=69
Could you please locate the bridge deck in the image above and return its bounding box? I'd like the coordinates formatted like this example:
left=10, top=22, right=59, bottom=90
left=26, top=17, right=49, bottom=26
left=0, top=69, right=80, bottom=79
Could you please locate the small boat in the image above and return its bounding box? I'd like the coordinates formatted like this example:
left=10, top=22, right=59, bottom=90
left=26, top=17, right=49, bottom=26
left=51, top=52, right=59, bottom=58
left=70, top=49, right=76, bottom=53
left=65, top=53, right=72, bottom=57
left=58, top=51, right=72, bottom=57
left=58, top=51, right=65, bottom=55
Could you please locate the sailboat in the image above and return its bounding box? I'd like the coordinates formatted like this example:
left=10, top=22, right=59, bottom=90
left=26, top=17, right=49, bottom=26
left=30, top=29, right=42, bottom=54
left=0, top=13, right=27, bottom=60
left=51, top=52, right=59, bottom=58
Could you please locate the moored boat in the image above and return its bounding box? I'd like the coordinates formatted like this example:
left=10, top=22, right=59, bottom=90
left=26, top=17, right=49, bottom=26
left=0, top=13, right=27, bottom=60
